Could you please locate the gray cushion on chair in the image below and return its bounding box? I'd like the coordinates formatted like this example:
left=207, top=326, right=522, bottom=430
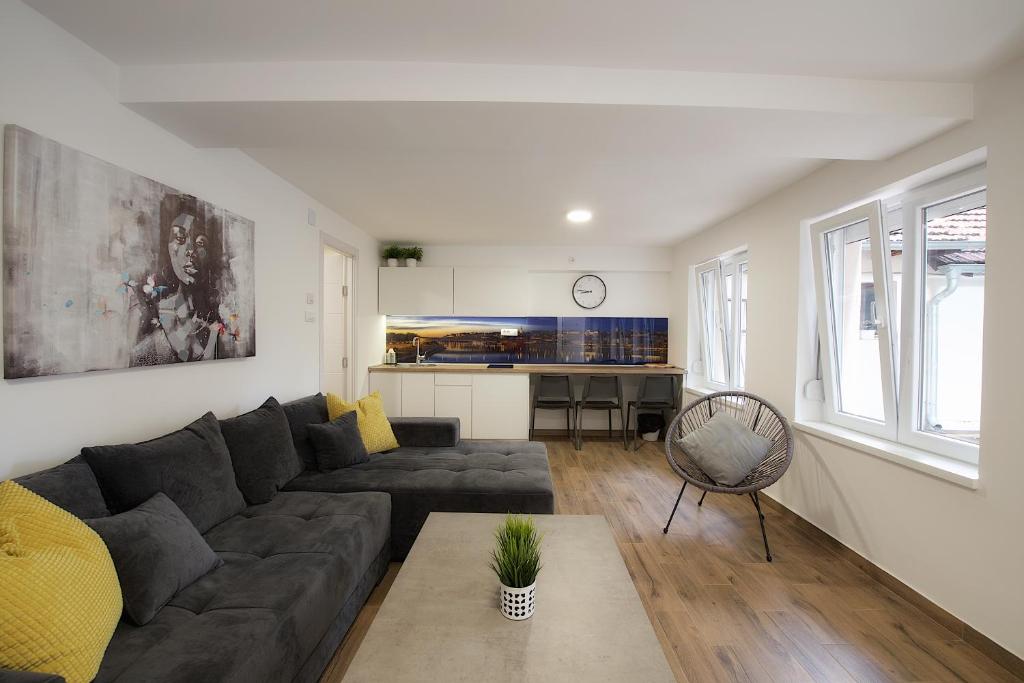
left=677, top=412, right=771, bottom=486
left=86, top=493, right=223, bottom=626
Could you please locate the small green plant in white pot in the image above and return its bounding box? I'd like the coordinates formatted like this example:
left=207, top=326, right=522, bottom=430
left=490, top=514, right=542, bottom=620
left=403, top=246, right=423, bottom=267
left=382, top=244, right=403, bottom=267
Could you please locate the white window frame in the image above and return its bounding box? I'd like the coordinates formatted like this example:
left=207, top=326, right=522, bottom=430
left=810, top=202, right=899, bottom=441
left=810, top=167, right=985, bottom=463
left=695, top=251, right=748, bottom=390
left=894, top=170, right=986, bottom=462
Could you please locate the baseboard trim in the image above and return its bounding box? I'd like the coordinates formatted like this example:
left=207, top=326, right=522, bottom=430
left=758, top=494, right=1024, bottom=679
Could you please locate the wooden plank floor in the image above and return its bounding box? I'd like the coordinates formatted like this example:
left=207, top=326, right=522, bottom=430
left=322, top=438, right=1020, bottom=682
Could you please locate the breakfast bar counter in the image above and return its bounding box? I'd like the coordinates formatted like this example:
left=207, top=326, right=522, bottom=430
left=368, top=363, right=685, bottom=375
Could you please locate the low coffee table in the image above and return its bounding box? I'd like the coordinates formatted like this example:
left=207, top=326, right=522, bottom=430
left=343, top=512, right=675, bottom=682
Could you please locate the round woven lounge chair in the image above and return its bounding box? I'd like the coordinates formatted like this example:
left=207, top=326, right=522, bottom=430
left=662, top=391, right=794, bottom=561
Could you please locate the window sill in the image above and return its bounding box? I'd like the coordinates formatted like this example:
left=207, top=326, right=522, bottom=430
left=792, top=420, right=979, bottom=489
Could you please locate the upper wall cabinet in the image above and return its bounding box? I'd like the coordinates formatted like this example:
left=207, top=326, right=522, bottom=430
left=378, top=266, right=454, bottom=315
left=453, top=267, right=529, bottom=316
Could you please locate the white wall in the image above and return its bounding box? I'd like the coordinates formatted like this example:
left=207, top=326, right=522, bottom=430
left=0, top=0, right=384, bottom=479
left=671, top=55, right=1024, bottom=658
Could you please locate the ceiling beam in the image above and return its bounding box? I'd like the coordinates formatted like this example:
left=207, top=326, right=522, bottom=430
left=119, top=60, right=973, bottom=120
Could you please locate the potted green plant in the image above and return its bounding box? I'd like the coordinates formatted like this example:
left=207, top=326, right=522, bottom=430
left=403, top=245, right=423, bottom=268
left=489, top=514, right=542, bottom=620
left=382, top=244, right=403, bottom=267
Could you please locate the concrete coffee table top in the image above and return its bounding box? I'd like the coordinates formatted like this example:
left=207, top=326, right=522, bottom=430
left=343, top=512, right=675, bottom=682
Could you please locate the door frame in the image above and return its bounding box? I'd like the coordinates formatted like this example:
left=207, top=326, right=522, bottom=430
left=318, top=232, right=359, bottom=400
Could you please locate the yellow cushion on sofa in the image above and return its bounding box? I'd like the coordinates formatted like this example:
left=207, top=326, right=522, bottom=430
left=0, top=480, right=122, bottom=683
left=327, top=391, right=400, bottom=454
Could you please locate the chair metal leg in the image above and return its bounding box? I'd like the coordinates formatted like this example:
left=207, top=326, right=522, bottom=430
left=663, top=482, right=687, bottom=534
left=607, top=409, right=613, bottom=440
left=698, top=490, right=708, bottom=507
left=529, top=404, right=536, bottom=441
left=749, top=492, right=772, bottom=562
left=621, top=407, right=628, bottom=450
left=633, top=409, right=640, bottom=451
left=566, top=408, right=571, bottom=440
left=574, top=405, right=581, bottom=451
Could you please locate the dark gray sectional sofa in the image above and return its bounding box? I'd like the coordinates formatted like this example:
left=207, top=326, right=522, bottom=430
left=2, top=395, right=554, bottom=683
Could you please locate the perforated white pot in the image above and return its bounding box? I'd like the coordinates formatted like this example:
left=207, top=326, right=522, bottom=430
left=499, top=581, right=536, bottom=620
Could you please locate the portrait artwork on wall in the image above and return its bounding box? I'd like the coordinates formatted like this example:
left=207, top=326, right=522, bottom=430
left=2, top=125, right=256, bottom=379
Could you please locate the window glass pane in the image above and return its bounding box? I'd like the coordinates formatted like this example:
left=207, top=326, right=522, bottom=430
left=824, top=221, right=885, bottom=421
left=700, top=269, right=729, bottom=384
left=737, top=262, right=748, bottom=388
left=919, top=192, right=985, bottom=444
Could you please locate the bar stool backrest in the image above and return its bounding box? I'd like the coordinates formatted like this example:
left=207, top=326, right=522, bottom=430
left=637, top=375, right=677, bottom=407
left=581, top=375, right=622, bottom=404
left=535, top=374, right=572, bottom=402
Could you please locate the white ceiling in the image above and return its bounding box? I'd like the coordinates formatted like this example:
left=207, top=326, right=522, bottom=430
left=24, top=0, right=1024, bottom=246
left=25, top=0, right=1024, bottom=79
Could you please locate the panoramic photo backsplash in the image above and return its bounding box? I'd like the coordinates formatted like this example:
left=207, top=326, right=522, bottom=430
left=386, top=316, right=669, bottom=364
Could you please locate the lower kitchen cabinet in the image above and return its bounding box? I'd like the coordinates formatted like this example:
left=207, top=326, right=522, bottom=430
left=367, top=371, right=530, bottom=439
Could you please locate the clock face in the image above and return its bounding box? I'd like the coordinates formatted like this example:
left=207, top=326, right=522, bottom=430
left=572, top=274, right=607, bottom=309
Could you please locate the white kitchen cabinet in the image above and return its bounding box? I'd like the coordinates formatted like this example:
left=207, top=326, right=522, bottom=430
left=378, top=267, right=454, bottom=314
left=453, top=267, right=529, bottom=316
left=400, top=373, right=435, bottom=417
left=369, top=372, right=402, bottom=417
left=434, top=385, right=473, bottom=437
left=471, top=374, right=530, bottom=439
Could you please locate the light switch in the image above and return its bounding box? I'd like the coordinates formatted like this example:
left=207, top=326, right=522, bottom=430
left=305, top=292, right=315, bottom=305
left=304, top=311, right=315, bottom=323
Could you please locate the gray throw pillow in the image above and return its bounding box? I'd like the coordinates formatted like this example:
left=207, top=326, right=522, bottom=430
left=82, top=412, right=246, bottom=533
left=677, top=412, right=771, bottom=486
left=308, top=411, right=369, bottom=471
left=219, top=397, right=304, bottom=504
left=87, top=493, right=223, bottom=626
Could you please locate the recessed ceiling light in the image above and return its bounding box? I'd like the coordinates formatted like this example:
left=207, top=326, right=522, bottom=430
left=566, top=209, right=593, bottom=224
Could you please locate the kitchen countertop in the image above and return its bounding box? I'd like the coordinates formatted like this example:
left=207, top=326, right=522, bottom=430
left=368, top=363, right=686, bottom=375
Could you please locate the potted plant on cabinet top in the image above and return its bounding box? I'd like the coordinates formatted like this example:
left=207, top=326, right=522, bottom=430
left=383, top=244, right=403, bottom=267
left=490, top=514, right=542, bottom=620
left=403, top=246, right=423, bottom=268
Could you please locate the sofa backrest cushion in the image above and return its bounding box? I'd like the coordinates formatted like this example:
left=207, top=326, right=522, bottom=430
left=218, top=396, right=304, bottom=504
left=280, top=393, right=329, bottom=471
left=82, top=412, right=246, bottom=533
left=13, top=456, right=110, bottom=519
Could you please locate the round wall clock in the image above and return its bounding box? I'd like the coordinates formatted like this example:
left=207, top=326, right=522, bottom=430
left=572, top=274, right=607, bottom=309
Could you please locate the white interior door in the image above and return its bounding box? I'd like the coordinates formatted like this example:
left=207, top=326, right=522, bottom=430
left=321, top=243, right=353, bottom=398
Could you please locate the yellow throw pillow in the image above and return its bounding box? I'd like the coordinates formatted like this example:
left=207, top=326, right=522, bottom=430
left=327, top=391, right=400, bottom=454
left=0, top=480, right=122, bottom=683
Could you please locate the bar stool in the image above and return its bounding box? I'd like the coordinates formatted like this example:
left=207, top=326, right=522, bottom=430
left=529, top=375, right=575, bottom=441
left=626, top=375, right=679, bottom=450
left=574, top=375, right=625, bottom=450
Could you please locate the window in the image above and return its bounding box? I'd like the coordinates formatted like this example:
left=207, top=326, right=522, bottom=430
left=810, top=168, right=985, bottom=462
left=695, top=251, right=748, bottom=389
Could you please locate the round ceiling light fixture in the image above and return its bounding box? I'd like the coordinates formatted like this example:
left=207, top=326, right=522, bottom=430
left=566, top=209, right=593, bottom=224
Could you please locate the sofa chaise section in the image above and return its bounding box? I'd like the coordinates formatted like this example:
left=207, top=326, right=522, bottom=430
left=285, top=419, right=555, bottom=558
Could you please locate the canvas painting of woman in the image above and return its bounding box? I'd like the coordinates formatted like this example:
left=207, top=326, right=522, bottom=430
left=2, top=125, right=256, bottom=379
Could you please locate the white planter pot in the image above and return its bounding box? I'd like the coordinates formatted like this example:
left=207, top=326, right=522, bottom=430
left=405, top=258, right=418, bottom=267
left=498, top=581, right=536, bottom=620
left=386, top=258, right=399, bottom=267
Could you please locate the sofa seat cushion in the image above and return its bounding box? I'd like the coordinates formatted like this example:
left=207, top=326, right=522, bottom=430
left=284, top=441, right=554, bottom=558
left=92, top=491, right=390, bottom=683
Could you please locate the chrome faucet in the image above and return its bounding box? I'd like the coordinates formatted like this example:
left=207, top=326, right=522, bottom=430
left=414, top=337, right=426, bottom=365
